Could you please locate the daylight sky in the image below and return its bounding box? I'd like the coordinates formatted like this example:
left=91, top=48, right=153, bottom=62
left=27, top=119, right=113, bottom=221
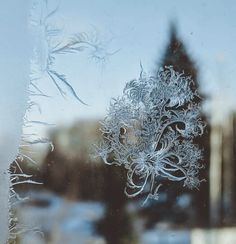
left=1, top=0, right=236, bottom=132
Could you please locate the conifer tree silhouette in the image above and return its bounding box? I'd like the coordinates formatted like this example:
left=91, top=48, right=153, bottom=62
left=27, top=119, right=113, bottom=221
left=148, top=22, right=210, bottom=227
left=159, top=23, right=198, bottom=90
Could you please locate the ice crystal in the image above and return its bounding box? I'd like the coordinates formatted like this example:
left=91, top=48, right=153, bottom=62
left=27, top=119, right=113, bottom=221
left=29, top=0, right=114, bottom=104
left=97, top=66, right=205, bottom=204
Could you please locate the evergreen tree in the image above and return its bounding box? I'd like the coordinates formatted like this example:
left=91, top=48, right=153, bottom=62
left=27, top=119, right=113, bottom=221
left=144, top=23, right=210, bottom=227
left=159, top=23, right=198, bottom=91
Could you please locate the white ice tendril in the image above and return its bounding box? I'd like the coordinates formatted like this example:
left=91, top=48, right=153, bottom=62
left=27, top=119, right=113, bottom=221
left=7, top=0, right=114, bottom=241
left=29, top=0, right=114, bottom=104
left=97, top=66, right=205, bottom=204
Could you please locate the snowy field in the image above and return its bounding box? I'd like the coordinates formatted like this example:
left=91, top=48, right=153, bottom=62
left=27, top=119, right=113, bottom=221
left=15, top=191, right=236, bottom=244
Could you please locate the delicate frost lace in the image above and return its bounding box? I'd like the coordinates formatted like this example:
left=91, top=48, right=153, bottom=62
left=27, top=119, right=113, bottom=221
left=96, top=66, right=205, bottom=204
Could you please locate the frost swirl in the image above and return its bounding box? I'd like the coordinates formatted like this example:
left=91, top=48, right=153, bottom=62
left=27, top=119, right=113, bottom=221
left=97, top=66, right=205, bottom=204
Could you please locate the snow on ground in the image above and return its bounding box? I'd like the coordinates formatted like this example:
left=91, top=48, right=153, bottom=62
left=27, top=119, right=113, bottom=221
left=16, top=191, right=105, bottom=244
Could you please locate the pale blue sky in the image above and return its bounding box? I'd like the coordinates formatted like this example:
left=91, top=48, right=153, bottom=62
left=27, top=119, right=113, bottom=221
left=2, top=0, right=236, bottom=133
left=0, top=0, right=31, bottom=153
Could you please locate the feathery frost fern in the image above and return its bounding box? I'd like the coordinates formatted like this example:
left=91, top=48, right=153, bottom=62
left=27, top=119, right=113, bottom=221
left=96, top=66, right=205, bottom=204
left=8, top=0, right=113, bottom=241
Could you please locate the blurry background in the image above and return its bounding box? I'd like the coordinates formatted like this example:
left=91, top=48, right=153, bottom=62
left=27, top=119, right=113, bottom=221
left=6, top=0, right=236, bottom=243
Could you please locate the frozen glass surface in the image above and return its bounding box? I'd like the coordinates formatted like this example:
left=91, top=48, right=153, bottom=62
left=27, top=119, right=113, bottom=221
left=1, top=0, right=236, bottom=243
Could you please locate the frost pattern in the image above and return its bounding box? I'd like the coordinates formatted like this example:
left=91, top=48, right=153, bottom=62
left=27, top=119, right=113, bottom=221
left=9, top=0, right=114, bottom=240
left=29, top=0, right=113, bottom=103
left=96, top=66, right=205, bottom=204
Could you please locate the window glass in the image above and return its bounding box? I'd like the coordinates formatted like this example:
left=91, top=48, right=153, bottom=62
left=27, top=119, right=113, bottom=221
left=2, top=0, right=236, bottom=243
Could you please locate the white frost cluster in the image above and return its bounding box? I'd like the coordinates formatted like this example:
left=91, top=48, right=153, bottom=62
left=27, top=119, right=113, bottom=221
left=97, top=66, right=205, bottom=204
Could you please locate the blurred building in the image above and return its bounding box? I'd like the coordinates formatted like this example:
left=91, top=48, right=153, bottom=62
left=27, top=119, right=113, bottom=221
left=210, top=113, right=236, bottom=226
